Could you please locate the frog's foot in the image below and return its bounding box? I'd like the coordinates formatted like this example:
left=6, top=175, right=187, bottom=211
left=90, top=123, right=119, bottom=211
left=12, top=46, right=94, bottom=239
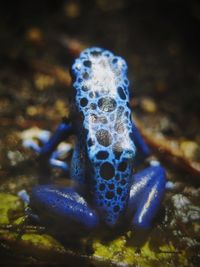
left=23, top=122, right=73, bottom=172
left=30, top=185, right=99, bottom=229
left=15, top=190, right=43, bottom=240
left=22, top=129, right=51, bottom=153
left=128, top=165, right=166, bottom=229
left=18, top=189, right=30, bottom=204
left=149, top=160, right=174, bottom=190
left=18, top=189, right=40, bottom=223
left=48, top=143, right=71, bottom=172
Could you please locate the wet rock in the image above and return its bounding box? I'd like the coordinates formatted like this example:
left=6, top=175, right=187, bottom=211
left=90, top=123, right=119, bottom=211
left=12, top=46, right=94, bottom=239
left=7, top=150, right=25, bottom=166
left=171, top=194, right=200, bottom=224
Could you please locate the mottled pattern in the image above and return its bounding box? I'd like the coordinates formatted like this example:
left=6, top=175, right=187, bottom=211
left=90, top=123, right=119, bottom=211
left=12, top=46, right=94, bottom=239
left=71, top=47, right=136, bottom=226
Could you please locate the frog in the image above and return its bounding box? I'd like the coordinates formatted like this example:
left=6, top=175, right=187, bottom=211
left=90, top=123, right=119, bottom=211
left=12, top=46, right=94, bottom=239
left=21, top=47, right=166, bottom=231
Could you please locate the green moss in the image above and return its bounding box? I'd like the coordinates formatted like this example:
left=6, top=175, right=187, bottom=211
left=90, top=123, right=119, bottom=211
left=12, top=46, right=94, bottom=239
left=0, top=193, right=190, bottom=266
left=93, top=236, right=189, bottom=267
left=13, top=216, right=26, bottom=225
left=0, top=193, right=24, bottom=224
left=21, top=233, right=66, bottom=253
left=0, top=231, right=67, bottom=259
left=0, top=193, right=66, bottom=257
left=93, top=236, right=136, bottom=265
left=158, top=243, right=188, bottom=266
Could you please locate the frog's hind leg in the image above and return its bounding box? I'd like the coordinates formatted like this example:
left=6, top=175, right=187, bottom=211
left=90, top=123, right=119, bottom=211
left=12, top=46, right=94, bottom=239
left=128, top=165, right=166, bottom=229
left=30, top=185, right=99, bottom=229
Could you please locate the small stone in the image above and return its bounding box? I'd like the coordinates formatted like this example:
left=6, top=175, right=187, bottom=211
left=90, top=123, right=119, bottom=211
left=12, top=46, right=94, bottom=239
left=140, top=97, right=157, bottom=113
left=180, top=141, right=200, bottom=160
left=34, top=74, right=55, bottom=91
left=26, top=105, right=42, bottom=116
left=171, top=194, right=200, bottom=224
left=54, top=100, right=68, bottom=117
left=7, top=150, right=25, bottom=166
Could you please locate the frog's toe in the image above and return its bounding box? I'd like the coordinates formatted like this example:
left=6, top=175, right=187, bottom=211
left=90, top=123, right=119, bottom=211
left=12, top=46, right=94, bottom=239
left=37, top=130, right=51, bottom=144
left=49, top=158, right=69, bottom=172
left=22, top=128, right=51, bottom=152
left=48, top=144, right=72, bottom=171
left=18, top=189, right=30, bottom=204
left=23, top=139, right=41, bottom=153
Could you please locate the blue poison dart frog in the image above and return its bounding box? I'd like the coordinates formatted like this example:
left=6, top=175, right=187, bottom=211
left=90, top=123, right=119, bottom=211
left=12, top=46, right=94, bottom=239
left=20, top=47, right=166, bottom=230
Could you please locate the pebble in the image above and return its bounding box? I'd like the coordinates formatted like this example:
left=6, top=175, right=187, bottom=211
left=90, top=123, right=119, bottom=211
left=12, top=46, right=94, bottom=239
left=180, top=140, right=200, bottom=160
left=140, top=97, right=157, bottom=113
left=171, top=194, right=200, bottom=224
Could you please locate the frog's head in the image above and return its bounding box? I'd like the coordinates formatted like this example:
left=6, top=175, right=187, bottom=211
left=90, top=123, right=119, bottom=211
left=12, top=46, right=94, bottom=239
left=71, top=47, right=129, bottom=99
left=72, top=47, right=136, bottom=226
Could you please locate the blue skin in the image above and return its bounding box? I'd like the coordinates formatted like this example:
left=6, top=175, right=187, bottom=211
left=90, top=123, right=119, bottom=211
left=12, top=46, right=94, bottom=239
left=27, top=47, right=166, bottom=230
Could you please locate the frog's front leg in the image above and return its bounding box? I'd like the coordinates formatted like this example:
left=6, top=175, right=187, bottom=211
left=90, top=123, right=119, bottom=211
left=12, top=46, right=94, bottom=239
left=23, top=119, right=73, bottom=181
left=128, top=165, right=166, bottom=229
left=30, top=185, right=99, bottom=229
left=38, top=119, right=72, bottom=159
left=131, top=123, right=150, bottom=160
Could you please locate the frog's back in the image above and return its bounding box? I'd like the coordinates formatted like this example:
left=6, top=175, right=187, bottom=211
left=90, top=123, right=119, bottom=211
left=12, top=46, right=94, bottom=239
left=71, top=47, right=136, bottom=226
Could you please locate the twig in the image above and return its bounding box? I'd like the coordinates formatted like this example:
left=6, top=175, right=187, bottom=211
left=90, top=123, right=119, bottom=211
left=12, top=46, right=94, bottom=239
left=31, top=60, right=71, bottom=87
left=134, top=118, right=200, bottom=181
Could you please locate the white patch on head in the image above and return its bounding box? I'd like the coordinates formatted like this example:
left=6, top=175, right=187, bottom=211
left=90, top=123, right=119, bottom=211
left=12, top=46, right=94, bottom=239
left=83, top=55, right=118, bottom=97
